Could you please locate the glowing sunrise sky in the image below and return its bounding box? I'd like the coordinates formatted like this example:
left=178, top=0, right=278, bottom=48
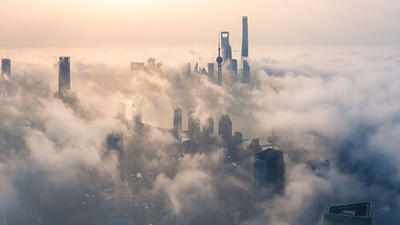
left=0, top=0, right=399, bottom=47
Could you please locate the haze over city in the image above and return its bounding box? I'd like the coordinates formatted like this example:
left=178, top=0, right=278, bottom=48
left=0, top=1, right=400, bottom=225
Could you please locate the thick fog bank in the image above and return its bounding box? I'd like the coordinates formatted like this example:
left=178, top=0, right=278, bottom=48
left=0, top=47, right=400, bottom=224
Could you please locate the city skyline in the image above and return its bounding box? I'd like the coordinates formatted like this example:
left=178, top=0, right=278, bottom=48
left=1, top=2, right=400, bottom=224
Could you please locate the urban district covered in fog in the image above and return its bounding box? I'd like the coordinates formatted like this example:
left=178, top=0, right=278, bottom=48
left=0, top=16, right=398, bottom=225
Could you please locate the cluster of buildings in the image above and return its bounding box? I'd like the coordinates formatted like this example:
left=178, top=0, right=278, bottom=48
left=181, top=16, right=251, bottom=86
left=0, top=16, right=376, bottom=225
left=215, top=16, right=251, bottom=85
left=106, top=93, right=288, bottom=224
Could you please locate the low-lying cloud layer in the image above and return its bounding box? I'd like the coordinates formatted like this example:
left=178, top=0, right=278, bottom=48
left=1, top=46, right=400, bottom=224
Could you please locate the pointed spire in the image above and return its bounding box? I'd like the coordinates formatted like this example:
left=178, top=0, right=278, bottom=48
left=218, top=35, right=221, bottom=57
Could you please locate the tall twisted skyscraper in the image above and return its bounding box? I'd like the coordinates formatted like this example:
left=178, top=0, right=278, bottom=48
left=241, top=16, right=251, bottom=83
left=58, top=57, right=70, bottom=99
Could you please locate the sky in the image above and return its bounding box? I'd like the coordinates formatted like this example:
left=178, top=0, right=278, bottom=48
left=0, top=0, right=400, bottom=47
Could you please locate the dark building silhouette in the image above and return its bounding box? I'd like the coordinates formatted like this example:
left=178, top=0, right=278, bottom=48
left=188, top=110, right=201, bottom=141
left=58, top=57, right=71, bottom=99
left=249, top=138, right=262, bottom=152
left=218, top=114, right=232, bottom=143
left=216, top=38, right=223, bottom=86
left=221, top=32, right=232, bottom=61
left=231, top=59, right=238, bottom=82
left=254, top=148, right=285, bottom=201
left=1, top=58, right=11, bottom=80
left=107, top=131, right=124, bottom=157
left=241, top=16, right=251, bottom=84
left=173, top=107, right=182, bottom=132
left=241, top=16, right=249, bottom=58
left=207, top=63, right=215, bottom=81
left=242, top=60, right=251, bottom=84
left=323, top=202, right=372, bottom=225
left=233, top=131, right=243, bottom=146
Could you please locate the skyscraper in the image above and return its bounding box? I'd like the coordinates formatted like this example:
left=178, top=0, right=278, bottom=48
left=207, top=63, right=215, bottom=81
left=241, top=16, right=251, bottom=84
left=132, top=104, right=142, bottom=129
left=194, top=62, right=199, bottom=74
left=203, top=117, right=214, bottom=143
left=173, top=107, right=182, bottom=132
left=107, top=131, right=124, bottom=158
left=186, top=63, right=192, bottom=77
left=58, top=57, right=71, bottom=99
left=1, top=58, right=11, bottom=80
left=323, top=202, right=372, bottom=225
left=254, top=148, right=285, bottom=201
left=218, top=114, right=232, bottom=143
left=231, top=59, right=238, bottom=82
left=216, top=38, right=223, bottom=86
left=221, top=32, right=232, bottom=61
left=233, top=131, right=243, bottom=146
left=241, top=16, right=249, bottom=58
left=242, top=60, right=251, bottom=84
left=188, top=110, right=201, bottom=141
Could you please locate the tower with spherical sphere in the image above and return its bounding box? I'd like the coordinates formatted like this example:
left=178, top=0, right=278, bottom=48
left=216, top=37, right=223, bottom=86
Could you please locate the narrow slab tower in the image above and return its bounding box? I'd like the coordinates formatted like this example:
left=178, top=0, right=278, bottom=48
left=241, top=16, right=251, bottom=83
left=173, top=107, right=182, bottom=132
left=207, top=63, right=215, bottom=80
left=58, top=57, right=70, bottom=99
left=241, top=16, right=249, bottom=58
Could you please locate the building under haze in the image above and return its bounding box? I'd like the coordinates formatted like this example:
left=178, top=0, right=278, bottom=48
left=233, top=131, right=243, bottom=146
left=242, top=60, right=251, bottom=84
left=323, top=202, right=372, bottom=225
left=207, top=63, right=215, bottom=81
left=1, top=58, right=10, bottom=80
left=188, top=110, right=201, bottom=142
left=231, top=59, right=238, bottom=82
left=58, top=56, right=71, bottom=99
left=107, top=131, right=124, bottom=158
left=131, top=103, right=143, bottom=131
left=218, top=114, right=232, bottom=144
left=203, top=117, right=214, bottom=144
left=173, top=107, right=182, bottom=132
left=241, top=16, right=251, bottom=84
left=254, top=148, right=285, bottom=201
